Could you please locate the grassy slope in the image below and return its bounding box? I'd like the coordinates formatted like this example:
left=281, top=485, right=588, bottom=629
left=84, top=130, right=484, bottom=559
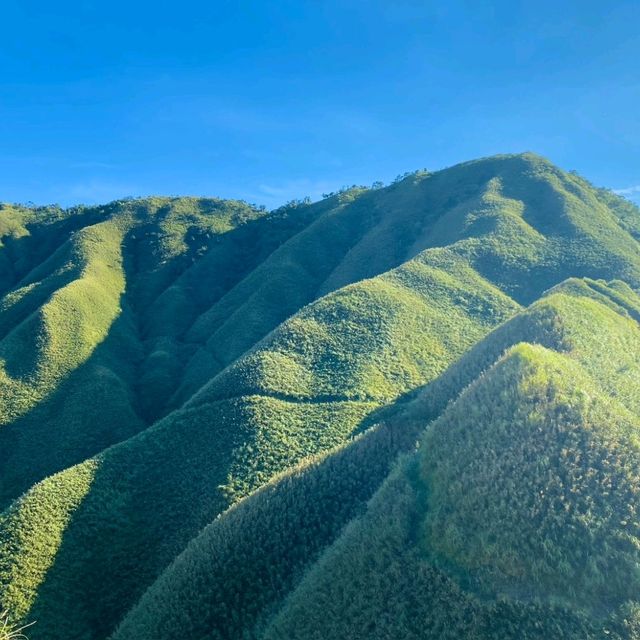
left=0, top=218, right=134, bottom=506
left=0, top=241, right=516, bottom=640
left=0, top=196, right=295, bottom=506
left=113, top=279, right=640, bottom=640
left=0, top=154, right=639, bottom=639
left=111, top=422, right=421, bottom=640
left=0, top=217, right=127, bottom=423
left=264, top=288, right=640, bottom=639
left=108, top=285, right=575, bottom=640
left=175, top=153, right=640, bottom=403
left=0, top=203, right=109, bottom=296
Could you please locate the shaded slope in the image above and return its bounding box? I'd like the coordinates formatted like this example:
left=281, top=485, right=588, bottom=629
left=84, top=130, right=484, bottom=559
left=111, top=422, right=420, bottom=640
left=173, top=184, right=419, bottom=405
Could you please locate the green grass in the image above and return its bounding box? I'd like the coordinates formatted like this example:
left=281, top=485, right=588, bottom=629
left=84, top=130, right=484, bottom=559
left=1, top=258, right=512, bottom=639
left=0, top=610, right=35, bottom=640
left=0, top=462, right=98, bottom=621
left=0, top=153, right=639, bottom=639
left=111, top=420, right=420, bottom=640
left=112, top=279, right=640, bottom=640
left=420, top=344, right=640, bottom=610
left=264, top=293, right=640, bottom=638
left=0, top=219, right=126, bottom=420
left=0, top=197, right=279, bottom=505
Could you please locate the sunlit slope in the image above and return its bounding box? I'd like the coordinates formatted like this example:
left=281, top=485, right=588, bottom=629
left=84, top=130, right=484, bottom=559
left=0, top=203, right=110, bottom=296
left=176, top=152, right=640, bottom=402
left=0, top=153, right=639, bottom=640
left=264, top=287, right=640, bottom=640
left=0, top=218, right=134, bottom=506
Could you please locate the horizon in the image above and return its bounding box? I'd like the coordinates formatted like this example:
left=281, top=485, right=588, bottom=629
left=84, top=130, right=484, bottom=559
left=4, top=150, right=638, bottom=211
left=1, top=1, right=638, bottom=208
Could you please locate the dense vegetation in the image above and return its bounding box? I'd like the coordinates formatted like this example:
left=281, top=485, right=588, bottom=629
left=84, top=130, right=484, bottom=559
left=0, top=153, right=639, bottom=639
left=263, top=290, right=640, bottom=639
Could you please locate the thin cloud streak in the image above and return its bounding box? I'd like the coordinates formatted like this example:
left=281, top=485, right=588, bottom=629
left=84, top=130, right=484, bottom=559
left=614, top=184, right=640, bottom=196
left=240, top=178, right=340, bottom=209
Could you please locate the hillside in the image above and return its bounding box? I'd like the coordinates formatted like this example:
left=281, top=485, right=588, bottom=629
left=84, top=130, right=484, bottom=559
left=0, top=153, right=639, bottom=639
left=261, top=284, right=640, bottom=639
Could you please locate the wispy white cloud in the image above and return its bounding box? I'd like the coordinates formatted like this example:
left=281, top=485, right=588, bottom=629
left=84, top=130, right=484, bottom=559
left=614, top=184, right=640, bottom=197
left=241, top=178, right=340, bottom=208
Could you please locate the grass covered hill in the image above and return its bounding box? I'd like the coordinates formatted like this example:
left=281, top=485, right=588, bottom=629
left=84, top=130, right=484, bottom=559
left=262, top=282, right=640, bottom=640
left=112, top=280, right=640, bottom=640
left=0, top=153, right=639, bottom=639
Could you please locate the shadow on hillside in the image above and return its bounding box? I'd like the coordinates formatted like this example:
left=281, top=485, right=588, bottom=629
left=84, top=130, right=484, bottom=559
left=0, top=209, right=119, bottom=379
left=120, top=199, right=331, bottom=422
left=0, top=200, right=324, bottom=507
left=0, top=305, right=147, bottom=509
left=24, top=384, right=424, bottom=640
left=0, top=206, right=113, bottom=297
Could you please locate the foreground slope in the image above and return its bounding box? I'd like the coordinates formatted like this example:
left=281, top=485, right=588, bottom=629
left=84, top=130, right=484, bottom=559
left=108, top=282, right=579, bottom=640
left=1, top=154, right=639, bottom=639
left=262, top=283, right=640, bottom=640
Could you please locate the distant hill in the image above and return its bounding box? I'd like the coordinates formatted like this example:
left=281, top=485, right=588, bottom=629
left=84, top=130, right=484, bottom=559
left=1, top=153, right=639, bottom=639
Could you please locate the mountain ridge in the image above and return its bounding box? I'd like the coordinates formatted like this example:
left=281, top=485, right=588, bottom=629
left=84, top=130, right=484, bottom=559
left=1, top=152, right=639, bottom=639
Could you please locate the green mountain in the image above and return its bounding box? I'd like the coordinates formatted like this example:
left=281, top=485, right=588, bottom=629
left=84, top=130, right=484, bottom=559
left=1, top=153, right=639, bottom=639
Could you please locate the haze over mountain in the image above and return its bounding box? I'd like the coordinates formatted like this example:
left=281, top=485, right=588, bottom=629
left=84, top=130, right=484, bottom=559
left=1, top=152, right=640, bottom=639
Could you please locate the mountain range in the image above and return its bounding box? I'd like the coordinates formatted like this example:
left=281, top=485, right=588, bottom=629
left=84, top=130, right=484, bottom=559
left=1, top=152, right=640, bottom=639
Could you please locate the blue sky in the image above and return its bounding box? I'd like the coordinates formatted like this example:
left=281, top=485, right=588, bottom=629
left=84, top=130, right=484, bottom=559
left=1, top=0, right=638, bottom=208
